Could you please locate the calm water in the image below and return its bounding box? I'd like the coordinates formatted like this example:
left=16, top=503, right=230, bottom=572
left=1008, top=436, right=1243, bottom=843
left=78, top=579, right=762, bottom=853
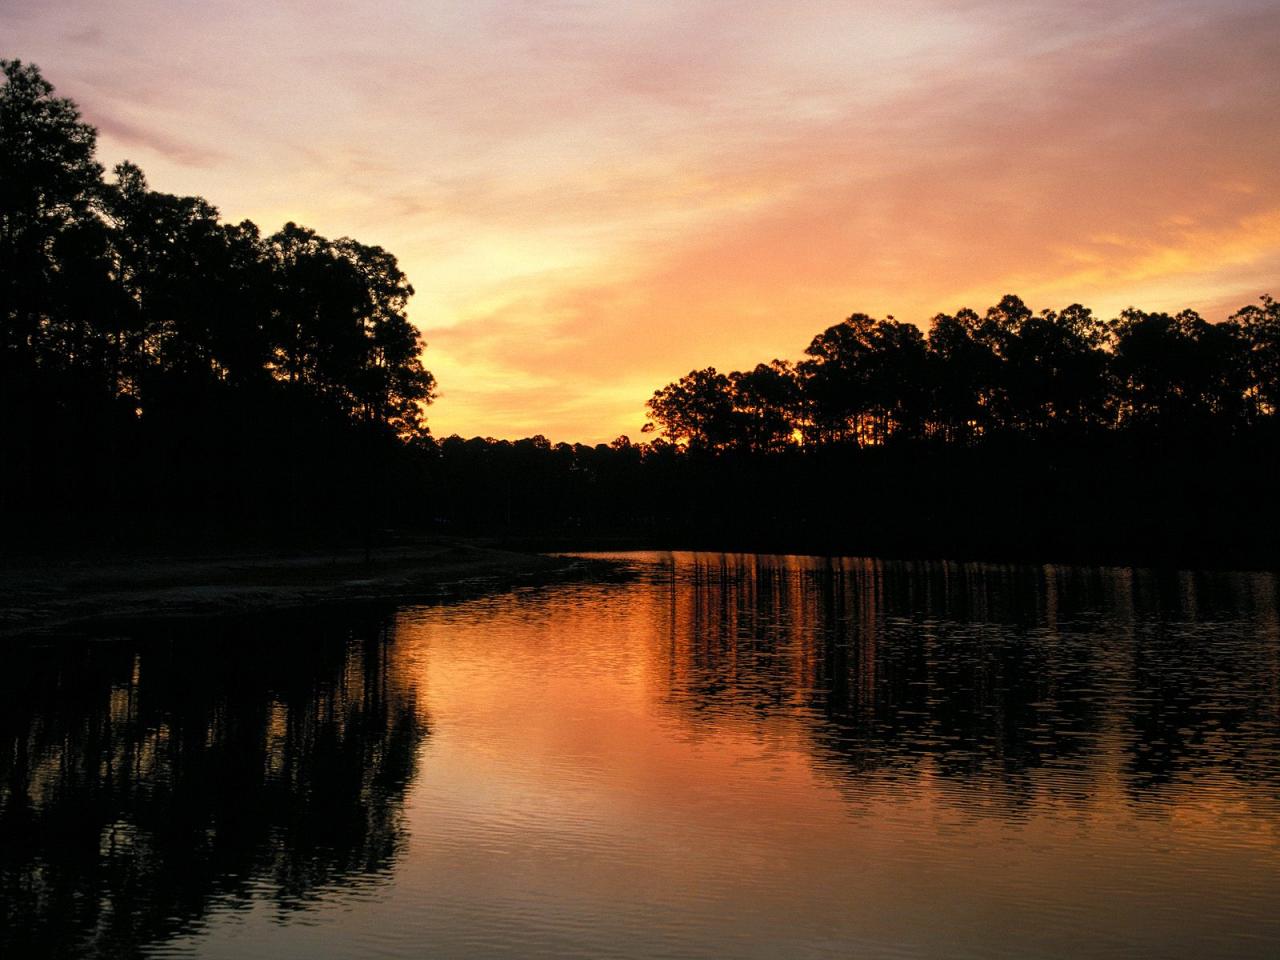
left=3, top=553, right=1280, bottom=959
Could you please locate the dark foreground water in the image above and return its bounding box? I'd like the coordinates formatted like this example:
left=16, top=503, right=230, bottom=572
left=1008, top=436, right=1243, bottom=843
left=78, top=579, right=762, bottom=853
left=3, top=553, right=1279, bottom=959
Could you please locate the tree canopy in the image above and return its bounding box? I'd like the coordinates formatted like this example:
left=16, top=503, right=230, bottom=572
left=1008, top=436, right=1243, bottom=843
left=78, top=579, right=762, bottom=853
left=5, top=59, right=1278, bottom=565
left=645, top=294, right=1279, bottom=451
left=1, top=60, right=435, bottom=543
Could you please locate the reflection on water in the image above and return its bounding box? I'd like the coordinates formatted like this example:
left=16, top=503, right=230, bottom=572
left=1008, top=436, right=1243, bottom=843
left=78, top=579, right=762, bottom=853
left=2, top=554, right=1279, bottom=959
left=0, top=614, right=425, bottom=959
left=659, top=557, right=1280, bottom=797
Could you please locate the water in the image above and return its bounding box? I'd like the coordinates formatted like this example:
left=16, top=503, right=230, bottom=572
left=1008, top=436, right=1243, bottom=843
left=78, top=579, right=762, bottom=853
left=3, top=552, right=1279, bottom=959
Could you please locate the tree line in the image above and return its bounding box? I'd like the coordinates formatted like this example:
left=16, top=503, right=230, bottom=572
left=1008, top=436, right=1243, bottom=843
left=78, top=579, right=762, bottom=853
left=5, top=59, right=1278, bottom=564
left=1, top=60, right=434, bottom=545
left=423, top=295, right=1280, bottom=566
left=645, top=295, right=1280, bottom=451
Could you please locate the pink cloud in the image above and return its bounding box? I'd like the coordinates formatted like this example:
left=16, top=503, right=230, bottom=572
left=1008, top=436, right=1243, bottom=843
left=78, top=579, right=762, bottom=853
left=3, top=0, right=1277, bottom=441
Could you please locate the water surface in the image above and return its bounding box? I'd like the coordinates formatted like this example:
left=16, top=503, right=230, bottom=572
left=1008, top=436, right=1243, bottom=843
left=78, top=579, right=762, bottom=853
left=3, top=553, right=1279, bottom=958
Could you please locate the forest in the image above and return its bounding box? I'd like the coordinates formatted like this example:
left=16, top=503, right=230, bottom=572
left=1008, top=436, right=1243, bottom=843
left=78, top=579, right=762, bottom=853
left=4, top=60, right=1279, bottom=563
left=1, top=60, right=434, bottom=546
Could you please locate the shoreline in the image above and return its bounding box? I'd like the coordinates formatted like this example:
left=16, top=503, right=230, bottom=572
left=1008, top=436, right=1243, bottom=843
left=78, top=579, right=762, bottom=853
left=499, top=534, right=1280, bottom=575
left=6, top=536, right=1276, bottom=640
left=0, top=539, right=590, bottom=639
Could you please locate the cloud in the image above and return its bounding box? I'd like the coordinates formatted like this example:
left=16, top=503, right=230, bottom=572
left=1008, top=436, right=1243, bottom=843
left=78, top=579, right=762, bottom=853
left=423, top=0, right=1280, bottom=439
left=90, top=108, right=228, bottom=168
left=4, top=0, right=1277, bottom=441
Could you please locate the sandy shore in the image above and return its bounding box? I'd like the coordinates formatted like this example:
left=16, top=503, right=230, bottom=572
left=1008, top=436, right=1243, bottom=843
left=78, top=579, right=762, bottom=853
left=0, top=540, right=585, bottom=638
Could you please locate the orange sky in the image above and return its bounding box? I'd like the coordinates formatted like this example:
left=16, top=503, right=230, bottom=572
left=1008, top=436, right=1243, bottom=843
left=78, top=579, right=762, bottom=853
left=5, top=1, right=1279, bottom=441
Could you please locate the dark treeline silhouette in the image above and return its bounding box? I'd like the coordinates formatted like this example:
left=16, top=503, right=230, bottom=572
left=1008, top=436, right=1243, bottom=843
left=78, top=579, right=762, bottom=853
left=424, top=294, right=1280, bottom=565
left=644, top=295, right=1279, bottom=450
left=5, top=60, right=1279, bottom=564
left=1, top=61, right=434, bottom=547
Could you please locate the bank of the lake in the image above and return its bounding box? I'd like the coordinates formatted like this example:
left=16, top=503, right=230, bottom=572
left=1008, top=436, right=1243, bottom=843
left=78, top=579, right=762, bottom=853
left=499, top=533, right=1280, bottom=573
left=0, top=539, right=587, bottom=639
left=9, top=530, right=1278, bottom=642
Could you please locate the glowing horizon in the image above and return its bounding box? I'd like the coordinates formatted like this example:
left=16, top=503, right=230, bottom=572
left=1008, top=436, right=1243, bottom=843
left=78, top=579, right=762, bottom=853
left=5, top=1, right=1279, bottom=441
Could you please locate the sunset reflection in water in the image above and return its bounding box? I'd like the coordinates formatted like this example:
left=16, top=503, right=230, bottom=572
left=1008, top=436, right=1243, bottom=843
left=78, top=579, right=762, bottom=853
left=3, top=554, right=1278, bottom=958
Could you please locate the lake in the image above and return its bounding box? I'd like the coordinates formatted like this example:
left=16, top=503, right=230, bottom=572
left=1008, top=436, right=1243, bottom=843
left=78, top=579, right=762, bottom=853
left=3, top=552, right=1279, bottom=959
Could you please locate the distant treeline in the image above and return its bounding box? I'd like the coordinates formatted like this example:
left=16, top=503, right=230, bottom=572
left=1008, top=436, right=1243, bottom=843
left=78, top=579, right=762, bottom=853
left=644, top=294, right=1280, bottom=450
left=427, top=292, right=1280, bottom=565
left=425, top=414, right=1280, bottom=569
left=4, top=60, right=1279, bottom=564
left=1, top=60, right=434, bottom=545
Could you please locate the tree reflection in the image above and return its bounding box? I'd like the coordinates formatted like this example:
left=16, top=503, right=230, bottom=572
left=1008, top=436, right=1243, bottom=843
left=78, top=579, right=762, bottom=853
left=0, top=612, right=426, bottom=958
left=654, top=556, right=1280, bottom=808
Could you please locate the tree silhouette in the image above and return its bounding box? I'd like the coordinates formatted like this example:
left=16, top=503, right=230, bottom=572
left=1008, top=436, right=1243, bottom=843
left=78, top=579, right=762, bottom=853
left=0, top=60, right=103, bottom=373
left=1230, top=295, right=1280, bottom=421
left=1109, top=307, right=1248, bottom=433
left=925, top=307, right=997, bottom=443
left=730, top=361, right=801, bottom=453
left=799, top=314, right=930, bottom=444
left=4, top=59, right=1278, bottom=565
left=1007, top=303, right=1110, bottom=435
left=646, top=367, right=737, bottom=450
left=640, top=293, right=1274, bottom=453
left=0, top=61, right=436, bottom=545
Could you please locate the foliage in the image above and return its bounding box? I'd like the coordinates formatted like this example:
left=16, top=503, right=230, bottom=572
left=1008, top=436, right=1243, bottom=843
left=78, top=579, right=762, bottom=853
left=5, top=59, right=1278, bottom=565
left=1, top=60, right=434, bottom=543
left=644, top=293, right=1278, bottom=450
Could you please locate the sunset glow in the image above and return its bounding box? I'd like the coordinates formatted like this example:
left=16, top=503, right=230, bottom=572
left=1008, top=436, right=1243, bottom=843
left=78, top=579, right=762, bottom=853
left=8, top=0, right=1279, bottom=440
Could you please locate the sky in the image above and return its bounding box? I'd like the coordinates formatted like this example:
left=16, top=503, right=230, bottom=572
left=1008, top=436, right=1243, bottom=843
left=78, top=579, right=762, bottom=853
left=4, top=0, right=1279, bottom=441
